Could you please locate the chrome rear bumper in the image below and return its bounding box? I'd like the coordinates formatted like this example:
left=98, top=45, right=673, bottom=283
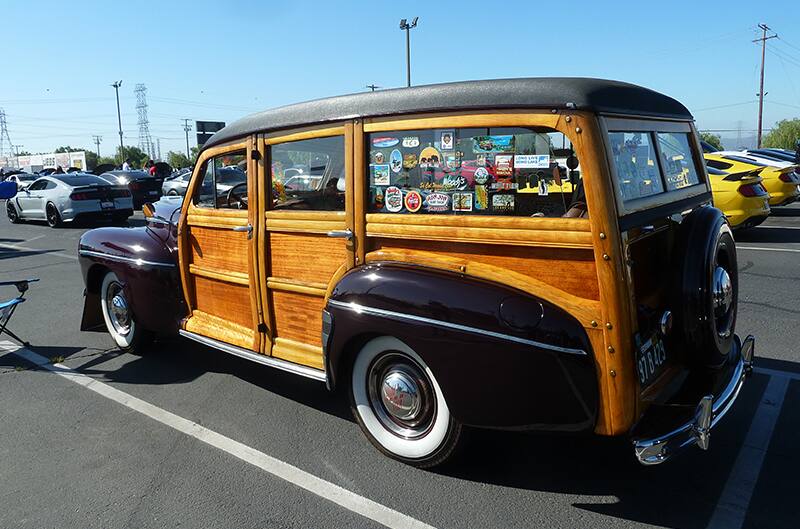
left=633, top=335, right=755, bottom=465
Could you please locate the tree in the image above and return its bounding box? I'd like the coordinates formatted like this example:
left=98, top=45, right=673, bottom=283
left=190, top=145, right=201, bottom=163
left=16, top=150, right=32, bottom=156
left=116, top=145, right=149, bottom=168
left=97, top=156, right=118, bottom=167
left=84, top=150, right=99, bottom=171
left=699, top=132, right=723, bottom=151
left=167, top=151, right=191, bottom=169
left=763, top=118, right=800, bottom=150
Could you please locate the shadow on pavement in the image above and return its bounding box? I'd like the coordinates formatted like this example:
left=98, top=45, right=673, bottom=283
left=736, top=226, right=800, bottom=244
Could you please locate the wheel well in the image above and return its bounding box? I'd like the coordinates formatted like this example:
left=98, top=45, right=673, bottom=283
left=332, top=332, right=381, bottom=393
left=86, top=264, right=110, bottom=295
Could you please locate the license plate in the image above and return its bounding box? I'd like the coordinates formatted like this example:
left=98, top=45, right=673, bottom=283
left=636, top=333, right=667, bottom=387
left=148, top=190, right=158, bottom=196
left=100, top=201, right=114, bottom=210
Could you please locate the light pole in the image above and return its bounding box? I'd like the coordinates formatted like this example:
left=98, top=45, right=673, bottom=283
left=399, top=17, right=418, bottom=88
left=182, top=119, right=192, bottom=159
left=111, top=80, right=124, bottom=162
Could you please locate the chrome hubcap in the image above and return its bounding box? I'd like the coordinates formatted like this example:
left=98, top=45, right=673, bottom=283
left=106, top=282, right=131, bottom=335
left=712, top=266, right=733, bottom=338
left=368, top=353, right=435, bottom=439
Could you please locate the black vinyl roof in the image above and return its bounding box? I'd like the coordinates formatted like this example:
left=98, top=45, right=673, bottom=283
left=204, top=77, right=692, bottom=149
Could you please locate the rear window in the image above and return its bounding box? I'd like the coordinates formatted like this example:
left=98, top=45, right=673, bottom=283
left=53, top=175, right=110, bottom=186
left=609, top=131, right=703, bottom=202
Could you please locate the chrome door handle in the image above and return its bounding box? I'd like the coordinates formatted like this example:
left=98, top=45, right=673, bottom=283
left=327, top=228, right=353, bottom=241
left=233, top=224, right=253, bottom=239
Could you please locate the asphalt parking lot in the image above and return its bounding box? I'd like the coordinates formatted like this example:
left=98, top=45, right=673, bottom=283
left=1, top=204, right=798, bottom=529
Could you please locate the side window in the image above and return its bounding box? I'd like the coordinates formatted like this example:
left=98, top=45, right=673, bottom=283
left=657, top=132, right=701, bottom=191
left=608, top=132, right=664, bottom=201
left=271, top=136, right=345, bottom=211
left=28, top=180, right=47, bottom=191
left=365, top=127, right=584, bottom=218
left=193, top=150, right=248, bottom=209
left=44, top=181, right=58, bottom=190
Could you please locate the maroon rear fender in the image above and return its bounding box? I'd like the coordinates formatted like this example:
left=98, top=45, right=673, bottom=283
left=78, top=226, right=185, bottom=335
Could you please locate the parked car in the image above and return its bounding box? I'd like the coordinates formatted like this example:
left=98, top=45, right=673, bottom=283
left=4, top=173, right=38, bottom=190
left=745, top=148, right=799, bottom=164
left=77, top=78, right=754, bottom=468
left=98, top=170, right=163, bottom=208
left=162, top=169, right=192, bottom=196
left=704, top=152, right=800, bottom=207
left=705, top=164, right=770, bottom=229
left=6, top=173, right=133, bottom=227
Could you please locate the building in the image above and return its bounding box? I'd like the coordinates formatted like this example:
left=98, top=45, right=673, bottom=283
left=0, top=151, right=87, bottom=173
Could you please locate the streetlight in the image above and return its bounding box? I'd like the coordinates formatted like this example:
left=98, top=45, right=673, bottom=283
left=111, top=80, right=123, bottom=163
left=399, top=17, right=418, bottom=88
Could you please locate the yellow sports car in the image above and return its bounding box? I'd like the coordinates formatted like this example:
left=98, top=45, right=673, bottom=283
left=705, top=152, right=800, bottom=207
left=704, top=164, right=770, bottom=228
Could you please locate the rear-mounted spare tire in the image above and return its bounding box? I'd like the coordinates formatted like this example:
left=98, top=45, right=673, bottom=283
left=674, top=207, right=737, bottom=369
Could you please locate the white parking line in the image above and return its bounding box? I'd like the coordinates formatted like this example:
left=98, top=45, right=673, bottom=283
left=0, top=342, right=435, bottom=529
left=737, top=246, right=800, bottom=253
left=756, top=225, right=800, bottom=230
left=0, top=242, right=77, bottom=260
left=755, top=366, right=800, bottom=381
left=706, top=375, right=789, bottom=529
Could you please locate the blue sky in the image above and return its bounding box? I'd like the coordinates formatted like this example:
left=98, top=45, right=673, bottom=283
left=2, top=0, right=800, bottom=156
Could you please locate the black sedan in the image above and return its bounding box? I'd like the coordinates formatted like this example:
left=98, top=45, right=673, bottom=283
left=98, top=170, right=163, bottom=209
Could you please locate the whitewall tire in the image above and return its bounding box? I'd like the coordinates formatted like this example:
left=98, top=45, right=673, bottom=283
left=99, top=271, right=151, bottom=353
left=349, top=336, right=462, bottom=467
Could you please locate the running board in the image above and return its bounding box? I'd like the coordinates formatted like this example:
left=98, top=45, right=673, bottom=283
left=179, top=330, right=327, bottom=383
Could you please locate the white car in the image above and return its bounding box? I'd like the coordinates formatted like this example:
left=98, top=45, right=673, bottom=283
left=5, top=173, right=38, bottom=190
left=5, top=173, right=134, bottom=227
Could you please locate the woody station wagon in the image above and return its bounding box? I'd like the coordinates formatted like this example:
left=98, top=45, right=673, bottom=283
left=78, top=78, right=755, bottom=467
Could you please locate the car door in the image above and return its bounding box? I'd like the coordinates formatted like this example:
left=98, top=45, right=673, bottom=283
left=260, top=125, right=354, bottom=371
left=177, top=139, right=265, bottom=352
left=18, top=179, right=47, bottom=218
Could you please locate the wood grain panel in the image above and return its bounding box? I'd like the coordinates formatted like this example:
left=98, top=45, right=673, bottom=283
left=189, top=227, right=249, bottom=275
left=372, top=238, right=599, bottom=300
left=272, top=337, right=324, bottom=370
left=271, top=290, right=324, bottom=347
left=189, top=264, right=249, bottom=285
left=194, top=276, right=254, bottom=331
left=267, top=277, right=327, bottom=297
left=269, top=232, right=347, bottom=284
left=184, top=309, right=254, bottom=351
left=363, top=110, right=559, bottom=132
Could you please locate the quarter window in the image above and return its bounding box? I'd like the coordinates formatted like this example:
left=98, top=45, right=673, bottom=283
left=270, top=136, right=345, bottom=211
left=366, top=127, right=585, bottom=218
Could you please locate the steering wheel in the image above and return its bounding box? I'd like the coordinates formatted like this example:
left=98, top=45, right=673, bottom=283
left=226, top=182, right=248, bottom=209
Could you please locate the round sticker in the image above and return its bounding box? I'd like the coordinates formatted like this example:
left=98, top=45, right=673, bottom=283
left=404, top=190, right=422, bottom=212
left=385, top=186, right=403, bottom=212
left=390, top=149, right=403, bottom=173
left=374, top=152, right=385, bottom=164
left=474, top=166, right=489, bottom=184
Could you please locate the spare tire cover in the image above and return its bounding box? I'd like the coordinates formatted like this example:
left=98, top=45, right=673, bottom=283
left=675, top=206, right=737, bottom=369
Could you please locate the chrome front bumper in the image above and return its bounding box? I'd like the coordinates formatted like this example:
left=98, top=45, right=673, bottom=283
left=633, top=335, right=755, bottom=465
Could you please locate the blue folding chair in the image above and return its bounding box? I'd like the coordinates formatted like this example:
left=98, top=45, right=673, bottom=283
left=0, top=278, right=39, bottom=347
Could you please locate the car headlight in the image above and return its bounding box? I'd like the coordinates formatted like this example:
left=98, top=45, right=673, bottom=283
left=117, top=176, right=129, bottom=184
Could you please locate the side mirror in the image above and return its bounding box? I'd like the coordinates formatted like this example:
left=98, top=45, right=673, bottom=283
left=0, top=181, right=17, bottom=199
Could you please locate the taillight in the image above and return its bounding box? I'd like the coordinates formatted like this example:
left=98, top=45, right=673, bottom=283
left=779, top=172, right=798, bottom=183
left=70, top=192, right=89, bottom=200
left=738, top=183, right=768, bottom=197
left=129, top=181, right=141, bottom=190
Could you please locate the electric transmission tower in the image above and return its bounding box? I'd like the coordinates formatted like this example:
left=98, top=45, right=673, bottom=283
left=135, top=84, right=154, bottom=159
left=0, top=109, right=13, bottom=159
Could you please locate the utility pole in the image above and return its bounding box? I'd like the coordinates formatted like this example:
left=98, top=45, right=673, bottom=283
left=753, top=24, right=777, bottom=148
left=92, top=135, right=102, bottom=157
left=399, top=17, right=418, bottom=87
left=13, top=145, right=22, bottom=156
left=111, top=80, right=124, bottom=162
left=182, top=119, right=192, bottom=159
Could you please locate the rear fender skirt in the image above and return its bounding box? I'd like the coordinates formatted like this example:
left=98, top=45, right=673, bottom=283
left=325, top=263, right=598, bottom=432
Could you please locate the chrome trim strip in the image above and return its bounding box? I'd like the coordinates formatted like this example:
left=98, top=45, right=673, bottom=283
left=178, top=329, right=327, bottom=383
left=79, top=249, right=176, bottom=268
left=326, top=299, right=586, bottom=356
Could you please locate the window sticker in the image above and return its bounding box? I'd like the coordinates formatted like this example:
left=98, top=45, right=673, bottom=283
left=514, top=154, right=550, bottom=169
left=372, top=137, right=399, bottom=147
left=452, top=192, right=473, bottom=212
left=440, top=130, right=455, bottom=151
left=538, top=179, right=549, bottom=196
left=445, top=153, right=461, bottom=170
left=403, top=153, right=418, bottom=169
left=425, top=192, right=449, bottom=212
left=402, top=136, right=420, bottom=148
left=404, top=190, right=422, bottom=212
left=390, top=149, right=403, bottom=173
left=473, top=135, right=515, bottom=153
left=442, top=174, right=469, bottom=191
left=492, top=194, right=515, bottom=212
left=371, top=164, right=390, bottom=186
left=419, top=146, right=442, bottom=168
left=373, top=152, right=385, bottom=164
left=373, top=187, right=385, bottom=210
left=475, top=184, right=489, bottom=210
left=494, top=154, right=514, bottom=177
left=476, top=154, right=487, bottom=167
left=384, top=186, right=403, bottom=212
left=474, top=166, right=490, bottom=184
